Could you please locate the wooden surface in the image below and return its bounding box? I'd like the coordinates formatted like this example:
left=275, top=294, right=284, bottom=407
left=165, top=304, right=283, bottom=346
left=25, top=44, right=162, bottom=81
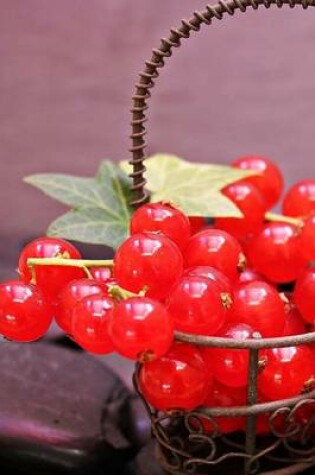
left=0, top=0, right=315, bottom=271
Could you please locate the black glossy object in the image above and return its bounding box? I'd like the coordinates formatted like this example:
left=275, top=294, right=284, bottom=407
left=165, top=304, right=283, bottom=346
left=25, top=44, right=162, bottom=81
left=0, top=341, right=134, bottom=474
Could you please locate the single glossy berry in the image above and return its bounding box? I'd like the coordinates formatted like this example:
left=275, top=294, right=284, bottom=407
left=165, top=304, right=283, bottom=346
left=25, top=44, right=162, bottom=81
left=130, top=203, right=191, bottom=250
left=201, top=323, right=255, bottom=388
left=282, top=303, right=306, bottom=337
left=90, top=267, right=112, bottom=283
left=229, top=281, right=285, bottom=337
left=201, top=383, right=246, bottom=434
left=237, top=268, right=265, bottom=286
left=167, top=275, right=227, bottom=336
left=114, top=233, right=183, bottom=301
left=232, top=155, right=283, bottom=209
left=300, top=214, right=315, bottom=262
left=55, top=278, right=109, bottom=333
left=71, top=294, right=114, bottom=355
left=189, top=217, right=207, bottom=235
left=184, top=229, right=244, bottom=281
left=293, top=269, right=315, bottom=325
left=246, top=222, right=304, bottom=283
left=215, top=182, right=265, bottom=239
left=259, top=345, right=315, bottom=401
left=109, top=297, right=174, bottom=361
left=283, top=180, right=315, bottom=217
left=0, top=281, right=52, bottom=342
left=139, top=343, right=210, bottom=411
left=185, top=266, right=232, bottom=293
left=18, top=237, right=85, bottom=301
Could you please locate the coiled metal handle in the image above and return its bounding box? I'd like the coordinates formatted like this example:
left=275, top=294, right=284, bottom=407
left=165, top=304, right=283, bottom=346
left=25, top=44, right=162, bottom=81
left=130, top=0, right=314, bottom=207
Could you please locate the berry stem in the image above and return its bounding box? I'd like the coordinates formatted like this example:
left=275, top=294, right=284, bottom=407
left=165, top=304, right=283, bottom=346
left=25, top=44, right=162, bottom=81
left=27, top=258, right=114, bottom=268
left=265, top=212, right=302, bottom=227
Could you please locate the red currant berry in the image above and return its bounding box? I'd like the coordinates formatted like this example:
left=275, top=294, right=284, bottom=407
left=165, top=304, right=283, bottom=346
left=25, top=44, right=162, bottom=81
left=55, top=278, right=109, bottom=333
left=237, top=268, right=265, bottom=286
left=189, top=217, right=207, bottom=235
left=255, top=414, right=271, bottom=435
left=259, top=345, right=315, bottom=401
left=139, top=343, right=210, bottom=411
left=293, top=269, right=315, bottom=325
left=71, top=294, right=114, bottom=355
left=232, top=155, right=283, bottom=209
left=282, top=304, right=306, bottom=337
left=109, top=297, right=174, bottom=361
left=185, top=266, right=232, bottom=293
left=300, top=214, right=315, bottom=262
left=167, top=275, right=227, bottom=336
left=215, top=182, right=265, bottom=239
left=114, top=233, right=183, bottom=301
left=130, top=203, right=191, bottom=250
left=229, top=281, right=285, bottom=337
left=201, top=323, right=255, bottom=388
left=283, top=180, right=315, bottom=217
left=0, top=281, right=52, bottom=342
left=184, top=229, right=244, bottom=281
left=18, top=237, right=85, bottom=301
left=90, top=267, right=112, bottom=283
left=246, top=222, right=304, bottom=283
left=202, top=383, right=246, bottom=434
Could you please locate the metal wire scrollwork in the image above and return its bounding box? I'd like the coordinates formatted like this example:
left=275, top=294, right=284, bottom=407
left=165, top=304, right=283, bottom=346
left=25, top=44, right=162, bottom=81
left=130, top=1, right=315, bottom=474
left=134, top=366, right=315, bottom=474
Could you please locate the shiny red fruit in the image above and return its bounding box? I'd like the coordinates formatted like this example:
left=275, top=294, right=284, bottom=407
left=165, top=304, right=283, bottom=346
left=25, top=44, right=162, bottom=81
left=237, top=268, right=265, bottom=286
left=55, top=278, right=109, bottom=333
left=114, top=233, right=183, bottom=301
left=90, top=267, right=112, bottom=283
left=18, top=237, right=85, bottom=301
left=246, top=222, right=304, bottom=283
left=71, top=294, right=114, bottom=355
left=184, top=229, right=244, bottom=281
left=109, top=297, right=174, bottom=361
left=130, top=203, right=191, bottom=250
left=202, top=383, right=246, bottom=434
left=282, top=304, right=306, bottom=337
left=283, top=180, right=315, bottom=217
left=201, top=323, right=254, bottom=388
left=293, top=269, right=315, bottom=325
left=0, top=281, right=52, bottom=342
left=229, top=281, right=285, bottom=337
left=215, top=182, right=265, bottom=239
left=139, top=343, right=210, bottom=411
left=300, top=214, right=315, bottom=262
left=185, top=266, right=232, bottom=293
left=189, top=217, right=207, bottom=235
left=259, top=345, right=315, bottom=401
left=232, top=155, right=283, bottom=209
left=167, top=275, right=227, bottom=336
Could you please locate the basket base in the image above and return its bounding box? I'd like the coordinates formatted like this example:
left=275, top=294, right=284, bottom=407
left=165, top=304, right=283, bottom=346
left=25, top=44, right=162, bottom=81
left=130, top=440, right=315, bottom=475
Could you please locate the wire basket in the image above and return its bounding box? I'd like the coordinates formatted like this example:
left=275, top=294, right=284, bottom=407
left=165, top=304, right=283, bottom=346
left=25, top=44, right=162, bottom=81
left=129, top=1, right=315, bottom=474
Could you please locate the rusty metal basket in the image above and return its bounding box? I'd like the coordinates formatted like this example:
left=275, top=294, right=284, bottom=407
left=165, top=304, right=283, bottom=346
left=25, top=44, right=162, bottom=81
left=128, top=1, right=315, bottom=474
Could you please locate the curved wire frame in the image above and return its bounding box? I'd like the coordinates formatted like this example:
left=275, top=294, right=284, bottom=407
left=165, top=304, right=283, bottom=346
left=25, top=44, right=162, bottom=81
left=133, top=367, right=315, bottom=475
left=129, top=1, right=315, bottom=473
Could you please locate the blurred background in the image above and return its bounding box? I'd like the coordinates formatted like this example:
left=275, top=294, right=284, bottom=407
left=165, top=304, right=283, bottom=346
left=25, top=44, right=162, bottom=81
left=1, top=0, right=315, bottom=277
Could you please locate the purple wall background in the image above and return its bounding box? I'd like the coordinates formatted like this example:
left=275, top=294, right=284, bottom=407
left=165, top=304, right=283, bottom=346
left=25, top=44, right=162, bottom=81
left=0, top=0, right=315, bottom=271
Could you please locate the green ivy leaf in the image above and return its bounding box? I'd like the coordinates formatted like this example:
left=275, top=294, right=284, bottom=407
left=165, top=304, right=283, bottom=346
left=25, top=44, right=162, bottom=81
left=120, top=154, right=257, bottom=217
left=24, top=161, right=132, bottom=249
left=47, top=207, right=129, bottom=248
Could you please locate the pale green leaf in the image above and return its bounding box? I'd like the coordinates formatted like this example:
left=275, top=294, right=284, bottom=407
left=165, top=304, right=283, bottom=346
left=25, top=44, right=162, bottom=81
left=25, top=161, right=132, bottom=249
left=120, top=154, right=257, bottom=217
left=47, top=207, right=129, bottom=248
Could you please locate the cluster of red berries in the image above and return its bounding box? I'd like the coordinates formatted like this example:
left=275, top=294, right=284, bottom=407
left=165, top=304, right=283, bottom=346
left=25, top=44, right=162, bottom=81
left=0, top=155, right=314, bottom=436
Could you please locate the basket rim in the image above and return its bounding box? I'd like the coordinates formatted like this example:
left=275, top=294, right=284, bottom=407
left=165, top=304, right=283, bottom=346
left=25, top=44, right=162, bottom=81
left=175, top=330, right=315, bottom=349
